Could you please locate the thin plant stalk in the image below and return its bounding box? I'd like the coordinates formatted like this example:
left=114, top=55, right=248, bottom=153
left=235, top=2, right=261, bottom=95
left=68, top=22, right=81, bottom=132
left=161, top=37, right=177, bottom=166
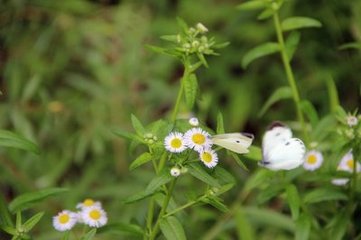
left=272, top=11, right=309, bottom=143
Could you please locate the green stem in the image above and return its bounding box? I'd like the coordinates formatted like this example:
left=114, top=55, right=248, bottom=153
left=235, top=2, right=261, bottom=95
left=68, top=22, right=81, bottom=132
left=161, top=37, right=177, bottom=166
left=171, top=73, right=186, bottom=123
left=273, top=12, right=308, bottom=143
left=149, top=179, right=177, bottom=240
left=163, top=197, right=202, bottom=218
left=145, top=199, right=155, bottom=240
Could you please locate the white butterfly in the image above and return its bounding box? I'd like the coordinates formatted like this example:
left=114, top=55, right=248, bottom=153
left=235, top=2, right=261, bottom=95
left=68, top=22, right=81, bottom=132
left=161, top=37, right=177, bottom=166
left=212, top=132, right=254, bottom=154
left=259, top=122, right=306, bottom=170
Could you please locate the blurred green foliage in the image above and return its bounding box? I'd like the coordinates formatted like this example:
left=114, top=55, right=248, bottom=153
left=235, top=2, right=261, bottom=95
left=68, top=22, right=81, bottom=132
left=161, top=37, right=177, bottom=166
left=0, top=0, right=360, bottom=239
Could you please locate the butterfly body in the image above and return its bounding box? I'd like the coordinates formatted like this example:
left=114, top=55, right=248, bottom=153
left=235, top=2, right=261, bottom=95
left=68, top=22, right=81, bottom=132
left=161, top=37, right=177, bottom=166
left=212, top=133, right=254, bottom=154
left=259, top=122, right=306, bottom=170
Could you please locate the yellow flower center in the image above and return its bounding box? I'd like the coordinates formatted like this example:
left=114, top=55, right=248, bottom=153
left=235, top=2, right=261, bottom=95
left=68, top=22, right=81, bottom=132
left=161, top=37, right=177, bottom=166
left=307, top=155, right=317, bottom=165
left=192, top=133, right=205, bottom=145
left=83, top=199, right=94, bottom=207
left=170, top=138, right=182, bottom=148
left=202, top=152, right=212, bottom=163
left=59, top=214, right=70, bottom=224
left=89, top=209, right=101, bottom=220
left=347, top=159, right=354, bottom=169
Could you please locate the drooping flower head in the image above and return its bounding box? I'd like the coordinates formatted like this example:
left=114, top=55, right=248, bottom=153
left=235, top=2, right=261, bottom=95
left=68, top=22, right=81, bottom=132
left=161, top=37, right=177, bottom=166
left=76, top=198, right=102, bottom=210
left=189, top=117, right=199, bottom=127
left=332, top=151, right=360, bottom=186
left=170, top=167, right=181, bottom=177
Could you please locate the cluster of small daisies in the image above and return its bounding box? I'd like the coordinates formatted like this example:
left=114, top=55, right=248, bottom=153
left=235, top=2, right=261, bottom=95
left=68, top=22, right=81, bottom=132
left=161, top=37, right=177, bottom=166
left=302, top=149, right=360, bottom=186
left=53, top=199, right=107, bottom=232
left=164, top=117, right=218, bottom=173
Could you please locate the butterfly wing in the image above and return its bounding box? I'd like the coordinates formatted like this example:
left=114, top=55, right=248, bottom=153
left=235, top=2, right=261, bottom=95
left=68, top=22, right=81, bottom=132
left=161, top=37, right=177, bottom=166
left=261, top=138, right=306, bottom=170
left=262, top=125, right=293, bottom=158
left=212, top=133, right=254, bottom=154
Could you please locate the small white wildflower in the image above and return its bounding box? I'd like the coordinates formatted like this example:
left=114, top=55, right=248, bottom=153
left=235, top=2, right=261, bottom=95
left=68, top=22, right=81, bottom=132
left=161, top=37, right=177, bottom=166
left=170, top=167, right=181, bottom=177
left=199, top=148, right=218, bottom=168
left=346, top=115, right=358, bottom=127
left=331, top=178, right=349, bottom=186
left=332, top=151, right=360, bottom=186
left=164, top=132, right=187, bottom=153
left=53, top=210, right=78, bottom=232
left=184, top=128, right=212, bottom=152
left=303, top=150, right=323, bottom=171
left=81, top=206, right=108, bottom=228
left=196, top=23, right=208, bottom=33
left=189, top=117, right=199, bottom=126
left=76, top=198, right=102, bottom=210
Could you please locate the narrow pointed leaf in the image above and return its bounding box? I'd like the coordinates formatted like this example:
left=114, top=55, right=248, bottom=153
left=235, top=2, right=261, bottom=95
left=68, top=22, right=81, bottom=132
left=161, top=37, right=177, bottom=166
left=237, top=0, right=268, bottom=11
left=131, top=114, right=145, bottom=136
left=0, top=194, right=13, bottom=227
left=98, top=222, right=143, bottom=236
left=325, top=77, right=340, bottom=113
left=258, top=86, right=292, bottom=117
left=129, top=152, right=153, bottom=171
left=23, top=212, right=44, bottom=232
left=303, top=188, right=347, bottom=204
left=242, top=42, right=280, bottom=68
left=286, top=184, right=300, bottom=220
left=281, top=17, right=322, bottom=32
left=188, top=163, right=220, bottom=188
left=257, top=8, right=274, bottom=20
left=80, top=228, right=97, bottom=240
left=9, top=188, right=68, bottom=213
left=285, top=31, right=301, bottom=61
left=216, top=112, right=225, bottom=134
left=300, top=100, right=319, bottom=127
left=0, top=130, right=39, bottom=154
left=295, top=213, right=311, bottom=240
left=160, top=216, right=186, bottom=240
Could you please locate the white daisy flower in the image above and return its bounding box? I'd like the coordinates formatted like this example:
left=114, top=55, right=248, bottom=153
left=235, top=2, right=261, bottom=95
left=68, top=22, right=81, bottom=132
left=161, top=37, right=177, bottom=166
left=199, top=148, right=218, bottom=168
left=332, top=151, right=360, bottom=186
left=170, top=167, right=181, bottom=177
left=303, top=150, right=323, bottom=171
left=53, top=210, right=78, bottom=232
left=189, top=117, right=199, bottom=126
left=81, top=206, right=108, bottom=228
left=76, top=198, right=102, bottom=210
left=184, top=128, right=212, bottom=152
left=339, top=151, right=361, bottom=172
left=164, top=132, right=187, bottom=153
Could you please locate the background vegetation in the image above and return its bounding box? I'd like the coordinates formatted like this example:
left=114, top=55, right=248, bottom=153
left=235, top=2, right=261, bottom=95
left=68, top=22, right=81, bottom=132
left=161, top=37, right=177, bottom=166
left=0, top=0, right=360, bottom=239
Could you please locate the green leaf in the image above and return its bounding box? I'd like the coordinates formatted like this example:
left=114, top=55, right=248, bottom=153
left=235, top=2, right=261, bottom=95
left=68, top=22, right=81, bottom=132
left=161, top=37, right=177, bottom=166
left=237, top=0, right=268, bottom=11
left=146, top=45, right=168, bottom=55
left=285, top=31, right=301, bottom=61
left=1, top=225, right=16, bottom=235
left=244, top=207, right=295, bottom=232
left=9, top=188, right=68, bottom=213
left=230, top=152, right=249, bottom=171
left=243, top=169, right=273, bottom=193
left=216, top=112, right=225, bottom=134
left=129, top=152, right=153, bottom=171
left=23, top=212, right=44, bottom=232
left=242, top=42, right=280, bottom=68
left=286, top=184, right=300, bottom=220
left=80, top=228, right=97, bottom=240
left=303, top=188, right=347, bottom=204
left=188, top=163, right=220, bottom=188
left=257, top=184, right=284, bottom=204
left=0, top=130, right=39, bottom=154
left=160, top=35, right=179, bottom=42
left=61, top=231, right=70, bottom=240
left=339, top=42, right=361, bottom=50
left=98, top=222, right=143, bottom=236
left=124, top=171, right=173, bottom=203
left=244, top=146, right=262, bottom=161
left=281, top=17, right=322, bottom=32
left=295, top=213, right=311, bottom=240
left=160, top=216, right=186, bottom=240
left=131, top=114, right=145, bottom=136
left=257, top=8, right=274, bottom=20
left=258, top=86, right=292, bottom=117
left=202, top=196, right=228, bottom=212
left=300, top=100, right=319, bottom=128
left=197, top=53, right=209, bottom=68
left=325, top=76, right=340, bottom=113
left=0, top=194, right=14, bottom=228
left=176, top=17, right=188, bottom=33
left=112, top=128, right=142, bottom=142
left=236, top=206, right=255, bottom=240
left=326, top=211, right=349, bottom=240
left=183, top=74, right=198, bottom=110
